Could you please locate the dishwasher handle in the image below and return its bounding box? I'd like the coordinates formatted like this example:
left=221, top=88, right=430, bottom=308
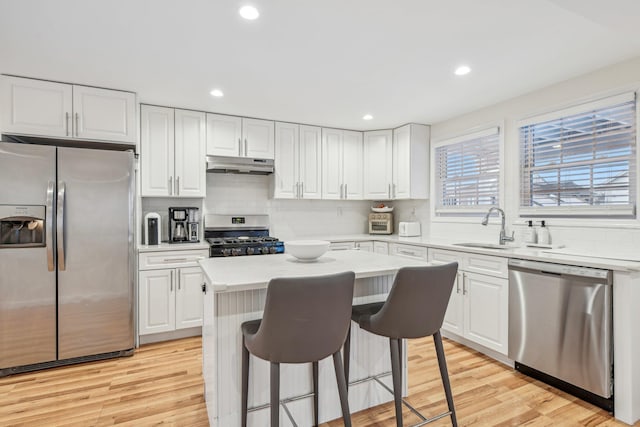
left=509, top=258, right=611, bottom=282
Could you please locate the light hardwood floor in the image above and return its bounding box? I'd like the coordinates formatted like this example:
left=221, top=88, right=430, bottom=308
left=0, top=336, right=636, bottom=426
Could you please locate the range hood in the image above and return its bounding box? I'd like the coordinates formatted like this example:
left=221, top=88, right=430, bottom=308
left=206, top=155, right=274, bottom=175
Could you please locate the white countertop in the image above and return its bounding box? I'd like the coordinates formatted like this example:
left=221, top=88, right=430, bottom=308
left=138, top=242, right=210, bottom=252
left=199, top=249, right=429, bottom=292
left=300, top=234, right=640, bottom=272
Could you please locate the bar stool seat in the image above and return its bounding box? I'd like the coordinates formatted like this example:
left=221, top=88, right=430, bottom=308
left=344, top=263, right=459, bottom=427
left=241, top=271, right=355, bottom=427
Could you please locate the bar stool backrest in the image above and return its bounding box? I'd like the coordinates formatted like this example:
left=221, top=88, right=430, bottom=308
left=245, top=271, right=356, bottom=364
left=365, top=263, right=458, bottom=339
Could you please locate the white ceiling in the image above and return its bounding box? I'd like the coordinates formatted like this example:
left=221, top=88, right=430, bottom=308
left=1, top=0, right=640, bottom=130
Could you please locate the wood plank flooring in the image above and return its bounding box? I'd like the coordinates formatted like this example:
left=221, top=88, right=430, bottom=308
left=1, top=336, right=636, bottom=426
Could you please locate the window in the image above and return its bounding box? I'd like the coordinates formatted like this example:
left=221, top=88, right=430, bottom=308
left=519, top=93, right=637, bottom=217
left=434, top=127, right=500, bottom=216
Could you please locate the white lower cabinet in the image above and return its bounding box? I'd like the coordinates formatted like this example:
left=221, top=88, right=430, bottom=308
left=428, top=248, right=508, bottom=355
left=329, top=241, right=355, bottom=251
left=355, top=241, right=373, bottom=252
left=138, top=249, right=207, bottom=337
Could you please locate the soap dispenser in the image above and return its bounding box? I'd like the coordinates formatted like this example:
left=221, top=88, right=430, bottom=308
left=524, top=220, right=537, bottom=244
left=538, top=220, right=550, bottom=245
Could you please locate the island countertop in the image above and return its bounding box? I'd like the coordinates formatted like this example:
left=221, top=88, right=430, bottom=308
left=199, top=249, right=431, bottom=292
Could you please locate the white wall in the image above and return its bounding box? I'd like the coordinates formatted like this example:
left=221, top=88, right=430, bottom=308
left=427, top=56, right=640, bottom=254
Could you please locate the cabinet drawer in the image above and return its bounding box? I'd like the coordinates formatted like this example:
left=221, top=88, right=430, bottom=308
left=428, top=248, right=461, bottom=265
left=463, top=253, right=508, bottom=278
left=354, top=241, right=374, bottom=252
left=330, top=241, right=355, bottom=251
left=139, top=249, right=208, bottom=270
left=389, top=243, right=428, bottom=261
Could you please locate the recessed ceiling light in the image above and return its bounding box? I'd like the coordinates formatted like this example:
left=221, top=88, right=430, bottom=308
left=239, top=5, right=259, bottom=20
left=363, top=114, right=373, bottom=120
left=454, top=65, right=471, bottom=76
left=210, top=89, right=224, bottom=98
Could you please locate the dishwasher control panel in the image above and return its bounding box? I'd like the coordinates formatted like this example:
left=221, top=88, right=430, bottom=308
left=508, top=259, right=611, bottom=280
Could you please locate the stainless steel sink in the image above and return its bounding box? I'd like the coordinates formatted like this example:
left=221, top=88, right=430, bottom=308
left=453, top=242, right=514, bottom=250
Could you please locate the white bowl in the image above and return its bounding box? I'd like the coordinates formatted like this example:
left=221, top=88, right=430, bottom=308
left=285, top=240, right=330, bottom=261
left=371, top=206, right=393, bottom=213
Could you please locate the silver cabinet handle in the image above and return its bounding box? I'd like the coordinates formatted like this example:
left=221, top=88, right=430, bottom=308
left=399, top=250, right=416, bottom=256
left=170, top=270, right=174, bottom=292
left=169, top=176, right=173, bottom=195
left=388, top=183, right=391, bottom=199
left=164, top=258, right=188, bottom=262
left=462, top=272, right=467, bottom=295
left=46, top=181, right=55, bottom=271
left=294, top=183, right=298, bottom=198
left=339, top=183, right=343, bottom=199
left=344, top=184, right=347, bottom=199
left=177, top=269, right=181, bottom=290
left=300, top=182, right=304, bottom=198
left=244, top=138, right=248, bottom=157
left=65, top=112, right=70, bottom=136
left=238, top=138, right=242, bottom=157
left=75, top=112, right=79, bottom=137
left=392, top=183, right=396, bottom=198
left=176, top=176, right=180, bottom=196
left=56, top=181, right=66, bottom=271
left=456, top=272, right=461, bottom=294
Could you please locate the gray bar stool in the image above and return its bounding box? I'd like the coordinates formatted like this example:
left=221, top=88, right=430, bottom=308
left=241, top=271, right=355, bottom=427
left=343, top=263, right=459, bottom=427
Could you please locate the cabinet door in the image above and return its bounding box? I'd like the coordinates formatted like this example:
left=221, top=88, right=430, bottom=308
left=322, top=128, right=343, bottom=200
left=274, top=122, right=299, bottom=199
left=355, top=241, right=374, bottom=252
left=73, top=85, right=136, bottom=143
left=442, top=272, right=464, bottom=336
left=206, top=113, right=242, bottom=157
left=392, top=124, right=411, bottom=199
left=243, top=118, right=275, bottom=159
left=175, top=267, right=204, bottom=329
left=363, top=130, right=392, bottom=200
left=342, top=130, right=363, bottom=199
left=139, top=269, right=175, bottom=335
left=141, top=105, right=174, bottom=197
left=374, top=241, right=389, bottom=255
left=299, top=125, right=322, bottom=199
left=1, top=76, right=72, bottom=138
left=463, top=272, right=508, bottom=354
left=174, top=109, right=206, bottom=197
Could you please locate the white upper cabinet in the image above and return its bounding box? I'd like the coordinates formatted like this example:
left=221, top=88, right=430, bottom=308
left=174, top=109, right=206, bottom=198
left=322, top=128, right=363, bottom=200
left=1, top=75, right=136, bottom=143
left=274, top=123, right=321, bottom=199
left=141, top=105, right=206, bottom=198
left=392, top=123, right=429, bottom=199
left=363, top=130, right=393, bottom=199
left=206, top=113, right=274, bottom=159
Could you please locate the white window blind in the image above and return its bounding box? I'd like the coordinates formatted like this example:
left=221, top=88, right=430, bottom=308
left=434, top=128, right=500, bottom=215
left=519, top=93, right=637, bottom=217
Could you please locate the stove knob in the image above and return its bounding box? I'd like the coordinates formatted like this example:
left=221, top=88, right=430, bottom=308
left=231, top=248, right=241, bottom=256
left=269, top=246, right=278, bottom=254
left=261, top=247, right=270, bottom=254
left=222, top=248, right=231, bottom=257
left=247, top=247, right=255, bottom=255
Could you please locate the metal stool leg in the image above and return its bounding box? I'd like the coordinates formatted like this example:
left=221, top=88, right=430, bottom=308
left=344, top=323, right=351, bottom=391
left=332, top=351, right=352, bottom=427
left=433, top=331, right=457, bottom=427
left=242, top=338, right=250, bottom=427
left=313, top=361, right=319, bottom=427
left=270, top=362, right=280, bottom=427
left=390, top=338, right=403, bottom=427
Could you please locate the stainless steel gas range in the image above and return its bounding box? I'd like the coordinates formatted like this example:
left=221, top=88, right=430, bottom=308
left=204, top=214, right=284, bottom=257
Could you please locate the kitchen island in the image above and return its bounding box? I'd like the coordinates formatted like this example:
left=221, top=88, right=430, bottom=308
left=199, top=250, right=431, bottom=426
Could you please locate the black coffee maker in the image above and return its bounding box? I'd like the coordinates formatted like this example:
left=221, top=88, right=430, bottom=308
left=168, top=207, right=199, bottom=243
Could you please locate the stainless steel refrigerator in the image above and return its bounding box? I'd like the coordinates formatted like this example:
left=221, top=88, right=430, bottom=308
left=0, top=141, right=134, bottom=375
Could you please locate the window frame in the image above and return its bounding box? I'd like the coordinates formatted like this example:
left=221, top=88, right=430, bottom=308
left=517, top=92, right=637, bottom=219
left=431, top=125, right=504, bottom=222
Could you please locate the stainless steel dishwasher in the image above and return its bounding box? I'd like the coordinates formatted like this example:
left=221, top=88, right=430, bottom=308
left=508, top=259, right=613, bottom=411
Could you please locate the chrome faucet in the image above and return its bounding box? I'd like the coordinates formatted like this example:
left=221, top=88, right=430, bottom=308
left=481, top=207, right=514, bottom=245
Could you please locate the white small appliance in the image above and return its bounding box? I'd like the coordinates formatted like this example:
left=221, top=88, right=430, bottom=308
left=144, top=212, right=161, bottom=245
left=399, top=221, right=421, bottom=237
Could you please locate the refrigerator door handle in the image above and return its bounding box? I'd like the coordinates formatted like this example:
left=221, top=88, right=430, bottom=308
left=57, top=181, right=66, bottom=271
left=46, top=181, right=55, bottom=271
